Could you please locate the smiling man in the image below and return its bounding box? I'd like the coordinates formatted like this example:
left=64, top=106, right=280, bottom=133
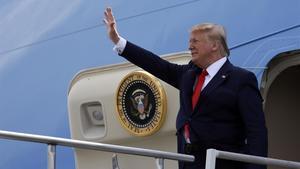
left=103, top=7, right=267, bottom=169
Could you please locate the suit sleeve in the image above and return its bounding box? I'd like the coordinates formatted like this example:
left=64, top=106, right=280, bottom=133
left=237, top=72, right=268, bottom=169
left=120, top=41, right=187, bottom=89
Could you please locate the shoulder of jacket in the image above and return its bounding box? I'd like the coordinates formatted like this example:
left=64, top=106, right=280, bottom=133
left=231, top=65, right=254, bottom=76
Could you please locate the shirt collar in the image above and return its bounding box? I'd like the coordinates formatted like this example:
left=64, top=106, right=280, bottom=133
left=206, top=57, right=227, bottom=77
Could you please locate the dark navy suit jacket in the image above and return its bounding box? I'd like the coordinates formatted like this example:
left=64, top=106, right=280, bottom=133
left=120, top=41, right=268, bottom=169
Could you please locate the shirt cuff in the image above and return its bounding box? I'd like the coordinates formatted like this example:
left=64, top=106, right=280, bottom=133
left=113, top=37, right=127, bottom=54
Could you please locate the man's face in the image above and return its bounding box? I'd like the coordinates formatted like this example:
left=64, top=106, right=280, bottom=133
left=189, top=31, right=214, bottom=68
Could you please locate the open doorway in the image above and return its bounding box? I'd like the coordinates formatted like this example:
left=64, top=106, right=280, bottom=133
left=262, top=50, right=300, bottom=169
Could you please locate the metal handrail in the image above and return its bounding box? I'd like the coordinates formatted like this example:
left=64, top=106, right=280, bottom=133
left=0, top=130, right=194, bottom=169
left=205, top=149, right=300, bottom=169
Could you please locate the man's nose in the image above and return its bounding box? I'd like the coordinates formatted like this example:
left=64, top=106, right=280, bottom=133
left=189, top=45, right=194, bottom=51
left=188, top=42, right=193, bottom=50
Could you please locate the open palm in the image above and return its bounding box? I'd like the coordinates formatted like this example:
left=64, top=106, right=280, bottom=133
left=103, top=7, right=120, bottom=44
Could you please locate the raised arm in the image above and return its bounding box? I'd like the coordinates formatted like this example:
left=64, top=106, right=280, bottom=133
left=102, top=7, right=188, bottom=89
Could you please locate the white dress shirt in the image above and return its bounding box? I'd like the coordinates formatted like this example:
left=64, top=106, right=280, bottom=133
left=202, top=56, right=227, bottom=90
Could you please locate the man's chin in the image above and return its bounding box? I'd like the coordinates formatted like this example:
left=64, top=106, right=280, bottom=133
left=191, top=57, right=197, bottom=64
left=191, top=59, right=204, bottom=68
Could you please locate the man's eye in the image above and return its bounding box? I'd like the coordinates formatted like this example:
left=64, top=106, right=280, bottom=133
left=190, top=39, right=199, bottom=43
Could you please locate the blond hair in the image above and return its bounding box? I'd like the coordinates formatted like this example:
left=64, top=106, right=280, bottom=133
left=190, top=23, right=230, bottom=57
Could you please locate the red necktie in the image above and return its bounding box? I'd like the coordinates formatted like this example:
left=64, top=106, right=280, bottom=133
left=184, top=70, right=208, bottom=143
left=192, top=70, right=208, bottom=109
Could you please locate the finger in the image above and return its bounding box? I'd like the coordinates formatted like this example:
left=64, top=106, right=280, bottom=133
left=106, top=7, right=114, bottom=21
left=103, top=18, right=115, bottom=30
left=103, top=9, right=109, bottom=22
left=103, top=19, right=108, bottom=25
left=104, top=11, right=114, bottom=24
left=104, top=10, right=110, bottom=21
left=107, top=7, right=112, bottom=13
left=104, top=7, right=111, bottom=17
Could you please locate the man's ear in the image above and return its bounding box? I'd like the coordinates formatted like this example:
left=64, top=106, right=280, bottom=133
left=211, top=40, right=219, bottom=52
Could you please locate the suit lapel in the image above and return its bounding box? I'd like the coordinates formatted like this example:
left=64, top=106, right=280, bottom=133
left=181, top=66, right=198, bottom=116
left=192, top=60, right=234, bottom=114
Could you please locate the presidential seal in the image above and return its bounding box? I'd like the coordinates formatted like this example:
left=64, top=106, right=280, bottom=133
left=116, top=71, right=167, bottom=136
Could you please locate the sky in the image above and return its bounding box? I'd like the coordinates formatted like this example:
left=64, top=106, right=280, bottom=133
left=0, top=0, right=82, bottom=73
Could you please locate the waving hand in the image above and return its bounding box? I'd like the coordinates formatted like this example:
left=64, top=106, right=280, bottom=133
left=103, top=7, right=120, bottom=44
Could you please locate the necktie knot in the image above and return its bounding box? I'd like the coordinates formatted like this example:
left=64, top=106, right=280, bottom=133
left=201, top=69, right=208, bottom=77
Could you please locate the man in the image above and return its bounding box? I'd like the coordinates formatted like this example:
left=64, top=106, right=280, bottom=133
left=103, top=7, right=267, bottom=169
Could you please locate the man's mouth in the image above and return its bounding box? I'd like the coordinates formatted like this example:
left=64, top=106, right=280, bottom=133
left=191, top=52, right=197, bottom=56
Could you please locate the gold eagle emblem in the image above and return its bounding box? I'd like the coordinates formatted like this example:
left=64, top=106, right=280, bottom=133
left=116, top=71, right=167, bottom=136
